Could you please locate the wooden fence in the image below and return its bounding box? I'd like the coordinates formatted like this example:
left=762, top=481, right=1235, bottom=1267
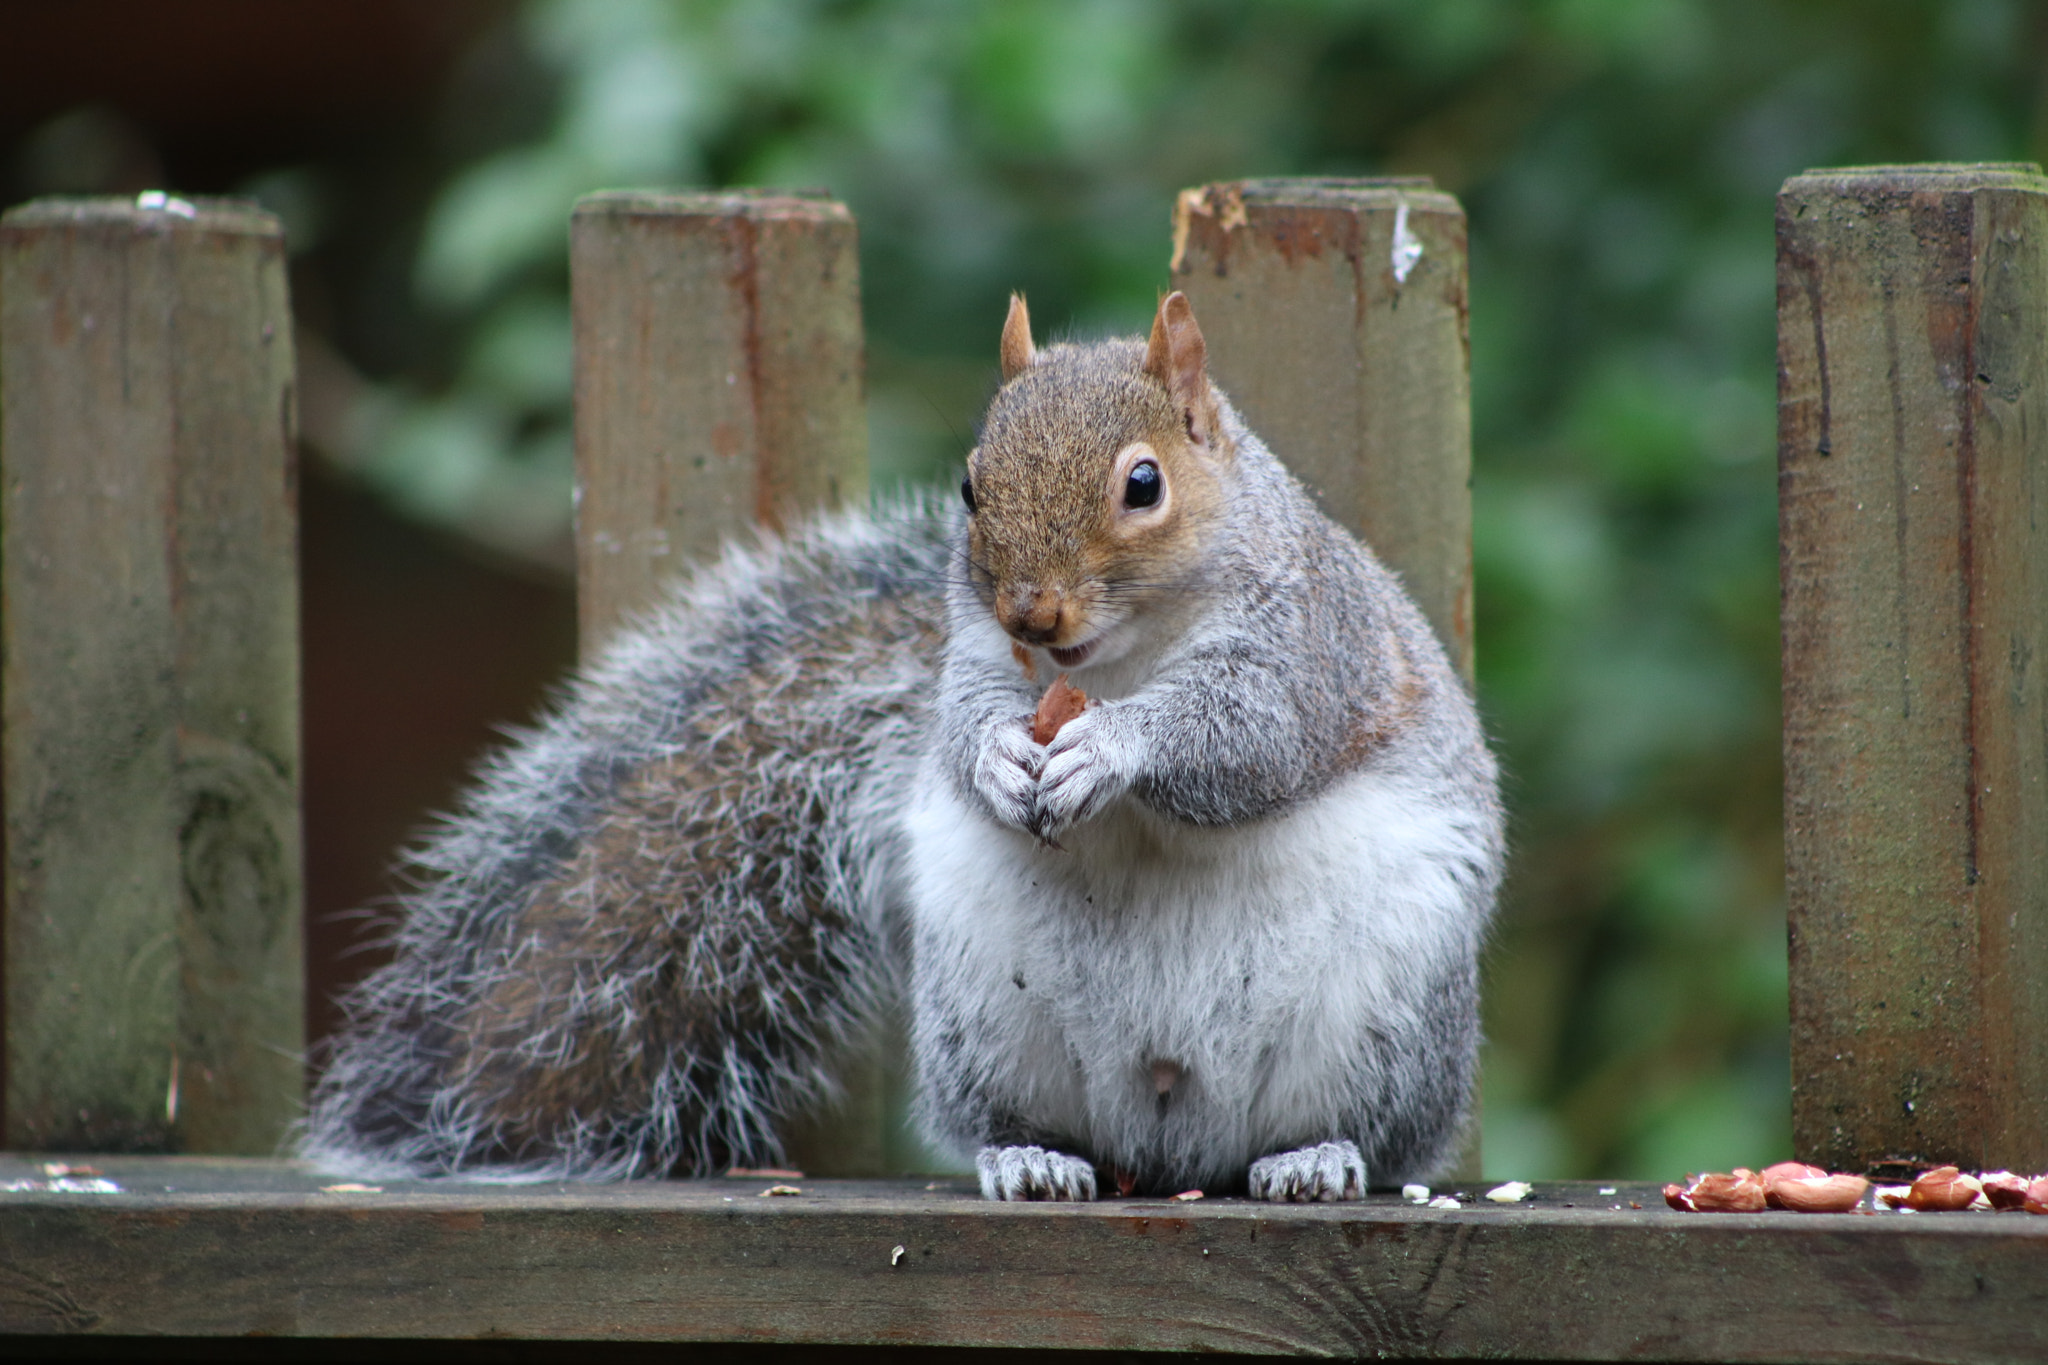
left=1777, top=164, right=2048, bottom=1178
left=0, top=168, right=2042, bottom=1359
left=1, top=198, right=302, bottom=1157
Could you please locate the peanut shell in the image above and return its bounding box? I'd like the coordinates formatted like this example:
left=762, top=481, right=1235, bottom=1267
left=1771, top=1174, right=1869, bottom=1213
left=1981, top=1173, right=2028, bottom=1211
left=1686, top=1169, right=1767, bottom=1212
left=1758, top=1161, right=1828, bottom=1208
left=1902, top=1165, right=1980, bottom=1212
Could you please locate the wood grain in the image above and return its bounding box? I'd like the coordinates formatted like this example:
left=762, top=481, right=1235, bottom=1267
left=0, top=197, right=304, bottom=1154
left=0, top=1158, right=2043, bottom=1360
left=1778, top=163, right=2048, bottom=1175
left=1172, top=177, right=1474, bottom=684
left=569, top=189, right=866, bottom=655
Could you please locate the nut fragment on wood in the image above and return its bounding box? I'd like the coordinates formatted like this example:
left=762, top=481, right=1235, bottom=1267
left=1758, top=1161, right=1826, bottom=1193
left=1665, top=1169, right=1767, bottom=1212
left=1888, top=1166, right=1981, bottom=1212
left=1, top=1176, right=121, bottom=1193
left=1169, top=1189, right=1204, bottom=1202
left=1981, top=1173, right=2028, bottom=1211
left=1770, top=1173, right=1869, bottom=1213
left=1757, top=1161, right=1867, bottom=1212
left=759, top=1184, right=803, bottom=1197
left=1032, top=674, right=1088, bottom=745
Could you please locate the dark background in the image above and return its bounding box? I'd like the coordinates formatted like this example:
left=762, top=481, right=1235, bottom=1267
left=4, top=0, right=2043, bottom=1178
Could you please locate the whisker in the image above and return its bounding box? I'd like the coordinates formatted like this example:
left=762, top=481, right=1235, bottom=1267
left=917, top=387, right=969, bottom=451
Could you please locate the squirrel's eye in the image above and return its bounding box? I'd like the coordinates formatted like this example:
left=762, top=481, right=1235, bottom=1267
left=960, top=475, right=977, bottom=514
left=1123, top=460, right=1162, bottom=510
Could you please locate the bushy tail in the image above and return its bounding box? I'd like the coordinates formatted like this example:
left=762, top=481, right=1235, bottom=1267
left=302, top=500, right=954, bottom=1179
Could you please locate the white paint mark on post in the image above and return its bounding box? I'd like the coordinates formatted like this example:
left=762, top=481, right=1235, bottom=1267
left=134, top=190, right=197, bottom=219
left=1391, top=201, right=1423, bottom=283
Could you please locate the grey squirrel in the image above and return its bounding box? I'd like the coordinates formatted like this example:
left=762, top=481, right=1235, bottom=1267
left=303, top=291, right=1504, bottom=1200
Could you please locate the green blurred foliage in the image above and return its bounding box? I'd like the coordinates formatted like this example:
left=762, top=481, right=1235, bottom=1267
left=275, top=0, right=2047, bottom=1177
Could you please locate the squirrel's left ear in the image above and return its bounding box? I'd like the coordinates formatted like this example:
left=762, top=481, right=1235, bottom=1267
left=999, top=293, right=1036, bottom=382
left=1143, top=291, right=1218, bottom=448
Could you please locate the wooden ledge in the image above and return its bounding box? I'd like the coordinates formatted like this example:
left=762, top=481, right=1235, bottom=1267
left=2, top=1157, right=2045, bottom=1359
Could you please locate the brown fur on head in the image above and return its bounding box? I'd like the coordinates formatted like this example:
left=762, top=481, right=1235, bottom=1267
left=964, top=291, right=1231, bottom=660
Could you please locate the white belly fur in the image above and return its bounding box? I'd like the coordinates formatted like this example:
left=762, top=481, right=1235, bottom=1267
left=905, top=759, right=1484, bottom=1186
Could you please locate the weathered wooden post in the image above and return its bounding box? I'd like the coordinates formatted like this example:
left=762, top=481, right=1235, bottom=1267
left=569, top=189, right=880, bottom=1172
left=1171, top=177, right=1473, bottom=680
left=571, top=189, right=866, bottom=652
left=1, top=196, right=304, bottom=1154
left=1172, top=177, right=1480, bottom=1177
left=1778, top=163, right=2048, bottom=1175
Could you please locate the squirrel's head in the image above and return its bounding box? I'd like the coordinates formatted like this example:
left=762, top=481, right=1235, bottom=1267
left=962, top=290, right=1230, bottom=669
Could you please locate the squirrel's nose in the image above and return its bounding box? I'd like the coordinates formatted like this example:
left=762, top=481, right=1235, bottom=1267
left=1001, top=586, right=1064, bottom=645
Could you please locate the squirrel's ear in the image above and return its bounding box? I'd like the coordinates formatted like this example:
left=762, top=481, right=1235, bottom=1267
left=999, top=292, right=1036, bottom=382
left=1143, top=291, right=1216, bottom=445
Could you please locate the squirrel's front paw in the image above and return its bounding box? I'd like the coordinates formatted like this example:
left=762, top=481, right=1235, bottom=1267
left=1247, top=1140, right=1366, bottom=1203
left=1033, top=708, right=1139, bottom=841
left=971, top=718, right=1042, bottom=831
left=976, top=1145, right=1098, bottom=1201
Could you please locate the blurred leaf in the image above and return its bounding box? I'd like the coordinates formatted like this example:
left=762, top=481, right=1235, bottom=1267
left=416, top=143, right=593, bottom=309
left=463, top=293, right=573, bottom=408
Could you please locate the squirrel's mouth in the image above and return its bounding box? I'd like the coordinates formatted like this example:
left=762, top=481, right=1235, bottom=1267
left=1046, top=638, right=1097, bottom=669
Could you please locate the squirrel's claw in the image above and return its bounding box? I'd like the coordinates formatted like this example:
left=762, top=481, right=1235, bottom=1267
left=970, top=717, right=1042, bottom=833
left=1247, top=1140, right=1367, bottom=1203
left=1034, top=708, right=1138, bottom=840
left=977, top=1144, right=1097, bottom=1201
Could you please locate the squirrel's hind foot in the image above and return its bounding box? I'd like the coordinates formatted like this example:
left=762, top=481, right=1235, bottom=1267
left=1247, top=1140, right=1366, bottom=1203
left=976, top=1144, right=1098, bottom=1201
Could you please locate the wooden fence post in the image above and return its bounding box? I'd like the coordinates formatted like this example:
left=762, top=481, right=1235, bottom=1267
left=570, top=189, right=866, bottom=652
left=1170, top=177, right=1473, bottom=682
left=1171, top=177, right=1480, bottom=1178
left=1778, top=163, right=2048, bottom=1175
left=1, top=196, right=304, bottom=1154
left=570, top=189, right=883, bottom=1173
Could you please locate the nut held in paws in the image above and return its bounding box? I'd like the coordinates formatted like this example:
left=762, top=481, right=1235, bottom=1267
left=1032, top=674, right=1088, bottom=745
